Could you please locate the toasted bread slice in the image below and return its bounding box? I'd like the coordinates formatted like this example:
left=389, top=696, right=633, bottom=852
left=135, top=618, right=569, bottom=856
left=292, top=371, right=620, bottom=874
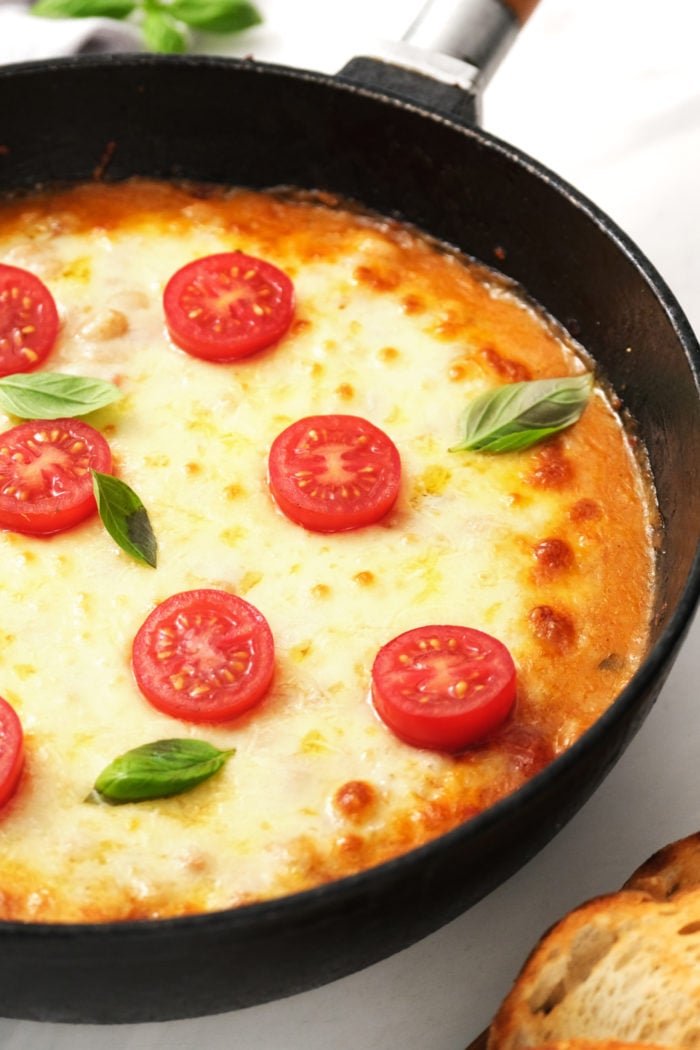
left=467, top=1030, right=676, bottom=1050
left=623, top=832, right=700, bottom=901
left=486, top=886, right=700, bottom=1050
left=523, top=1043, right=681, bottom=1050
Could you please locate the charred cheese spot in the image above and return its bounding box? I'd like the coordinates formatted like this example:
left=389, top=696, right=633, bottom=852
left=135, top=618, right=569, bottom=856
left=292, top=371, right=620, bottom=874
left=290, top=317, right=311, bottom=337
left=532, top=537, right=575, bottom=580
left=524, top=442, right=574, bottom=489
left=448, top=359, right=473, bottom=382
left=353, top=264, right=400, bottom=293
left=478, top=346, right=531, bottom=382
left=492, top=723, right=555, bottom=776
left=332, top=780, right=377, bottom=822
left=334, top=834, right=366, bottom=858
left=431, top=317, right=467, bottom=341
left=176, top=850, right=211, bottom=874
left=401, top=294, right=425, bottom=315
left=352, top=570, right=375, bottom=586
left=462, top=723, right=556, bottom=806
left=570, top=497, right=602, bottom=522
left=528, top=604, right=577, bottom=651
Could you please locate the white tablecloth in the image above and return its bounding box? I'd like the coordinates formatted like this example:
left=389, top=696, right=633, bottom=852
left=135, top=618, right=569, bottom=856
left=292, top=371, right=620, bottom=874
left=1, top=1, right=699, bottom=1046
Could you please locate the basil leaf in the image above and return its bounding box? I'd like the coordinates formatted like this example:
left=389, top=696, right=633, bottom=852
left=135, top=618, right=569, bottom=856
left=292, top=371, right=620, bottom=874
left=0, top=372, right=122, bottom=420
left=141, top=9, right=187, bottom=52
left=169, top=0, right=262, bottom=33
left=450, top=373, right=594, bottom=454
left=32, top=0, right=136, bottom=18
left=91, top=470, right=158, bottom=568
left=88, top=739, right=235, bottom=804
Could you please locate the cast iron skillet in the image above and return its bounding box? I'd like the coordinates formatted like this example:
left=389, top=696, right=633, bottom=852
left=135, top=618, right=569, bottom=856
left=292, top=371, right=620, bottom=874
left=0, top=0, right=698, bottom=1024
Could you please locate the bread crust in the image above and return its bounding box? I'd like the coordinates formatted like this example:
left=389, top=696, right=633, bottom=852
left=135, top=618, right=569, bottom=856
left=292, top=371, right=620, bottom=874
left=522, top=1043, right=681, bottom=1050
left=623, top=832, right=700, bottom=901
left=486, top=834, right=700, bottom=1050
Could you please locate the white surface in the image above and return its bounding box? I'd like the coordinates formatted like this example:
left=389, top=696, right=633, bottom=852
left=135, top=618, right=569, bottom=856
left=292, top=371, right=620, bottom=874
left=0, top=0, right=140, bottom=60
left=1, top=0, right=699, bottom=1046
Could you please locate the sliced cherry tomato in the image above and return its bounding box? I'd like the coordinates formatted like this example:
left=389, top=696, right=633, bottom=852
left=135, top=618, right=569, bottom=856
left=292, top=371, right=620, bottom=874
left=268, top=414, right=401, bottom=532
left=371, top=625, right=517, bottom=752
left=0, top=418, right=112, bottom=536
left=132, top=589, right=275, bottom=723
left=0, top=696, right=24, bottom=809
left=163, top=251, right=294, bottom=362
left=0, top=263, right=59, bottom=377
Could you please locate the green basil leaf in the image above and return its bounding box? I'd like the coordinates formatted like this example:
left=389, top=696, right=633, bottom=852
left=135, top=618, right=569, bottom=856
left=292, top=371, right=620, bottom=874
left=169, top=0, right=262, bottom=33
left=0, top=372, right=122, bottom=420
left=449, top=373, right=594, bottom=454
left=88, top=738, right=235, bottom=804
left=91, top=470, right=158, bottom=568
left=32, top=0, right=136, bottom=19
left=141, top=9, right=187, bottom=52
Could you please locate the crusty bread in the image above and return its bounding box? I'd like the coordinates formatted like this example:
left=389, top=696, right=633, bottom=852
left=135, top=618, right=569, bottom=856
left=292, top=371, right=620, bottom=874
left=469, top=1032, right=676, bottom=1050
left=519, top=1043, right=681, bottom=1050
left=486, top=875, right=700, bottom=1050
left=470, top=1035, right=675, bottom=1050
left=623, top=832, right=700, bottom=901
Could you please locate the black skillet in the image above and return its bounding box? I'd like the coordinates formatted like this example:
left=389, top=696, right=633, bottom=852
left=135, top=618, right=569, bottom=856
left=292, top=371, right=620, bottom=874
left=0, top=0, right=698, bottom=1024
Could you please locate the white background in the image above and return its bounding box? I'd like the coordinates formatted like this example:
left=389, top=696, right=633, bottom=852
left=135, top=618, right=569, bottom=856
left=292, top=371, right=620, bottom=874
left=1, top=1, right=700, bottom=1047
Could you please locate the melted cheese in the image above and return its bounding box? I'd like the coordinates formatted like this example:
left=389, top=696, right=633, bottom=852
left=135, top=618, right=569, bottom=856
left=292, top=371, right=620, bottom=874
left=0, top=180, right=655, bottom=921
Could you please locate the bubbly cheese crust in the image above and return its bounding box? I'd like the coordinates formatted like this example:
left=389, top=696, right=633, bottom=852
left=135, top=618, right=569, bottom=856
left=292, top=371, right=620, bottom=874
left=0, top=180, right=655, bottom=922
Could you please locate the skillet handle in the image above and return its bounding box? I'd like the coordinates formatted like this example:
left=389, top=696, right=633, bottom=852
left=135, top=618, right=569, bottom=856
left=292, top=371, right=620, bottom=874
left=404, top=0, right=541, bottom=86
left=338, top=0, right=539, bottom=126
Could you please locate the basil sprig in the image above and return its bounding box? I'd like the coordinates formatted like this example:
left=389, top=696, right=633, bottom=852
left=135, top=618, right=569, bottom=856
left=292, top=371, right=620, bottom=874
left=0, top=372, right=122, bottom=420
left=32, top=0, right=262, bottom=54
left=88, top=739, right=235, bottom=805
left=91, top=470, right=158, bottom=568
left=450, top=373, right=594, bottom=454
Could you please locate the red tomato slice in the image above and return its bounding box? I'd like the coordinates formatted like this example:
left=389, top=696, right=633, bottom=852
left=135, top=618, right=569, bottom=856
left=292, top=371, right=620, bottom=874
left=0, top=418, right=112, bottom=536
left=0, top=696, right=24, bottom=809
left=163, top=251, right=294, bottom=362
left=132, top=589, right=275, bottom=723
left=0, top=263, right=59, bottom=377
left=371, top=625, right=517, bottom=752
left=268, top=414, right=402, bottom=532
